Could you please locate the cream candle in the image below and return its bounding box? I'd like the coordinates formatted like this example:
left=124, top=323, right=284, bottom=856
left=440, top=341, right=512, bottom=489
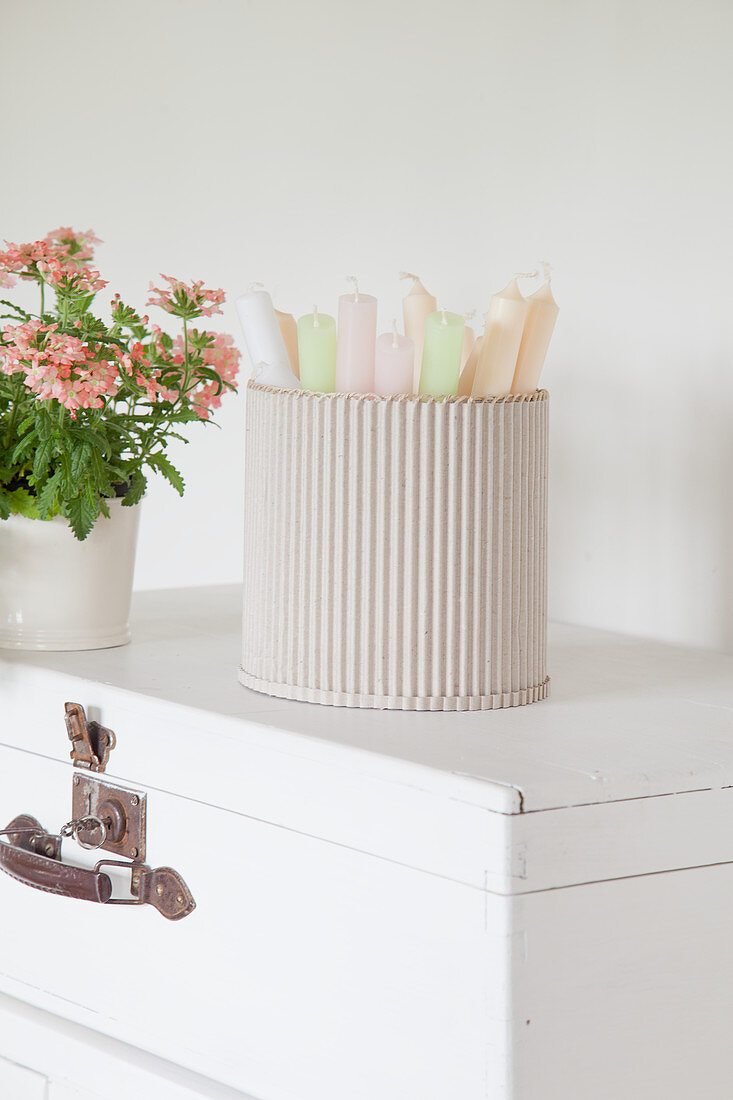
left=511, top=266, right=559, bottom=394
left=418, top=309, right=465, bottom=396
left=458, top=334, right=483, bottom=396
left=276, top=309, right=300, bottom=379
left=472, top=278, right=528, bottom=397
left=460, top=314, right=476, bottom=372
left=374, top=321, right=414, bottom=396
left=335, top=277, right=377, bottom=393
left=236, top=287, right=298, bottom=387
left=298, top=306, right=337, bottom=392
left=400, top=272, right=437, bottom=393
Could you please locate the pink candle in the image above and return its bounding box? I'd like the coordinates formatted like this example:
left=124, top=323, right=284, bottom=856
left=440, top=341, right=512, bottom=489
left=374, top=322, right=414, bottom=396
left=335, top=278, right=377, bottom=393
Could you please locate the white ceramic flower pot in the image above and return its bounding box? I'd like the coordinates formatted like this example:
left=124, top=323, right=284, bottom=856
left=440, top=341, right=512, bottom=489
left=0, top=499, right=141, bottom=651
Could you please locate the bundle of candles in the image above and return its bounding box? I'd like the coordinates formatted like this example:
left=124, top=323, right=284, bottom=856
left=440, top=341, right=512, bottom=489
left=236, top=266, right=558, bottom=398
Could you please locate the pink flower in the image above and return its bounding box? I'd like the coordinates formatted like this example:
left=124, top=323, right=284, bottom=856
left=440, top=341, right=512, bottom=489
left=44, top=227, right=101, bottom=261
left=112, top=343, right=177, bottom=403
left=0, top=239, right=61, bottom=280
left=147, top=275, right=226, bottom=319
left=37, top=256, right=107, bottom=295
left=0, top=320, right=118, bottom=410
left=170, top=331, right=240, bottom=419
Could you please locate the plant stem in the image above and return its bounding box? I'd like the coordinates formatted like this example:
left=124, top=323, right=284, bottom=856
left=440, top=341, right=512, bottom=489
left=39, top=280, right=44, bottom=318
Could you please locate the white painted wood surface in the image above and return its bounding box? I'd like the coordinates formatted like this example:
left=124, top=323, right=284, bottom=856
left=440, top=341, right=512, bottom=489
left=0, top=993, right=251, bottom=1098
left=2, top=586, right=733, bottom=1098
left=0, top=746, right=505, bottom=1099
left=0, top=1051, right=48, bottom=1099
left=511, top=865, right=733, bottom=1099
left=2, top=585, right=732, bottom=814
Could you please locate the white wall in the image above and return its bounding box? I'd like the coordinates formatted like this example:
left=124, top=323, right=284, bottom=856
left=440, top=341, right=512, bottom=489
left=2, top=0, right=732, bottom=652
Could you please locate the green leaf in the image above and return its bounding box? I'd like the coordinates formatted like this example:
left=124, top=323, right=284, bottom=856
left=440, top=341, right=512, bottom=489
left=36, top=413, right=54, bottom=442
left=32, top=437, right=54, bottom=479
left=122, top=472, right=147, bottom=507
left=147, top=453, right=185, bottom=496
left=70, top=442, right=92, bottom=481
left=36, top=469, right=62, bottom=518
left=7, top=487, right=40, bottom=519
left=64, top=488, right=98, bottom=541
left=11, top=431, right=37, bottom=466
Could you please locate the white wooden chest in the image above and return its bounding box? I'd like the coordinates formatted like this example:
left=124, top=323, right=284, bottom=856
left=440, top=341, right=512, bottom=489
left=1, top=586, right=732, bottom=1099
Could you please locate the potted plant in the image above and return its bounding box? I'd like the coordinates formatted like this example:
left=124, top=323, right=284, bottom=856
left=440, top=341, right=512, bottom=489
left=0, top=227, right=239, bottom=650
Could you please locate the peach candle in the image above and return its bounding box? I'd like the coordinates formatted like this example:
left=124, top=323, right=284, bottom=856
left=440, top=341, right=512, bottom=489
left=276, top=309, right=300, bottom=379
left=458, top=334, right=483, bottom=396
left=401, top=272, right=437, bottom=393
left=511, top=269, right=559, bottom=394
left=472, top=278, right=527, bottom=397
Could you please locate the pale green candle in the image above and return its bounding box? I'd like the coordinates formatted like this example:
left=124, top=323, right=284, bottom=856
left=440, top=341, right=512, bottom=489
left=297, top=306, right=337, bottom=392
left=418, top=310, right=465, bottom=396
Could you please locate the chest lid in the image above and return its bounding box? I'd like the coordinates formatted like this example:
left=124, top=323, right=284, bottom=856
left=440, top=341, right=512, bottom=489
left=2, top=586, right=732, bottom=895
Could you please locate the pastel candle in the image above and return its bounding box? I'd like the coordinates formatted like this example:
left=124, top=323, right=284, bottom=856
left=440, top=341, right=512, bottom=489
left=252, top=360, right=301, bottom=389
left=458, top=334, right=483, bottom=396
left=418, top=309, right=465, bottom=397
left=472, top=278, right=528, bottom=397
left=297, top=306, right=337, bottom=392
left=275, top=309, right=300, bottom=379
left=460, top=318, right=475, bottom=372
left=236, top=287, right=298, bottom=387
left=374, top=322, right=414, bottom=396
left=401, top=272, right=437, bottom=393
left=511, top=270, right=559, bottom=394
left=335, top=277, right=377, bottom=393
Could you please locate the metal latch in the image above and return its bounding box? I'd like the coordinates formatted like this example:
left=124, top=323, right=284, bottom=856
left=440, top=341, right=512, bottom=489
left=65, top=701, right=116, bottom=772
left=0, top=703, right=195, bottom=920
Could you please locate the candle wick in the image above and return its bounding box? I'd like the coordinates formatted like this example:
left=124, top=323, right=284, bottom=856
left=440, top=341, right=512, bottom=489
left=399, top=270, right=420, bottom=285
left=539, top=260, right=553, bottom=282
left=392, top=319, right=399, bottom=348
left=247, top=281, right=265, bottom=292
left=440, top=308, right=447, bottom=325
left=313, top=304, right=320, bottom=328
left=514, top=270, right=538, bottom=280
left=463, top=310, right=475, bottom=321
left=347, top=275, right=360, bottom=302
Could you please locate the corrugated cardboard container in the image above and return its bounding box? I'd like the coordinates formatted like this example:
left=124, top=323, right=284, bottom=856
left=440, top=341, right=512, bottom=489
left=240, top=381, right=549, bottom=710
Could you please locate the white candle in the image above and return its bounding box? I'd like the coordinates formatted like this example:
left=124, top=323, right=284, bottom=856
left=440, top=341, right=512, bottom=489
left=400, top=272, right=437, bottom=393
left=335, top=277, right=377, bottom=393
left=472, top=278, right=528, bottom=397
left=511, top=267, right=559, bottom=394
left=236, top=287, right=298, bottom=387
left=374, top=321, right=414, bottom=396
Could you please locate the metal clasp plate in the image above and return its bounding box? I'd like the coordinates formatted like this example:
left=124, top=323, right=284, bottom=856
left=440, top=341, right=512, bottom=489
left=71, top=775, right=147, bottom=862
left=65, top=702, right=116, bottom=772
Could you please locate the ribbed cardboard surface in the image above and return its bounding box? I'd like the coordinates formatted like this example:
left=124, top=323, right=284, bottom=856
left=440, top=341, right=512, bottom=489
left=240, top=383, right=549, bottom=711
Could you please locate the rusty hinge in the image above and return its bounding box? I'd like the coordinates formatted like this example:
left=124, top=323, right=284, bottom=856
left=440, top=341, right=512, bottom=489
left=64, top=702, right=116, bottom=772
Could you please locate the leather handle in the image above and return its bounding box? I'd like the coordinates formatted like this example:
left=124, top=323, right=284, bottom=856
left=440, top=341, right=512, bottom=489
left=0, top=815, right=112, bottom=904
